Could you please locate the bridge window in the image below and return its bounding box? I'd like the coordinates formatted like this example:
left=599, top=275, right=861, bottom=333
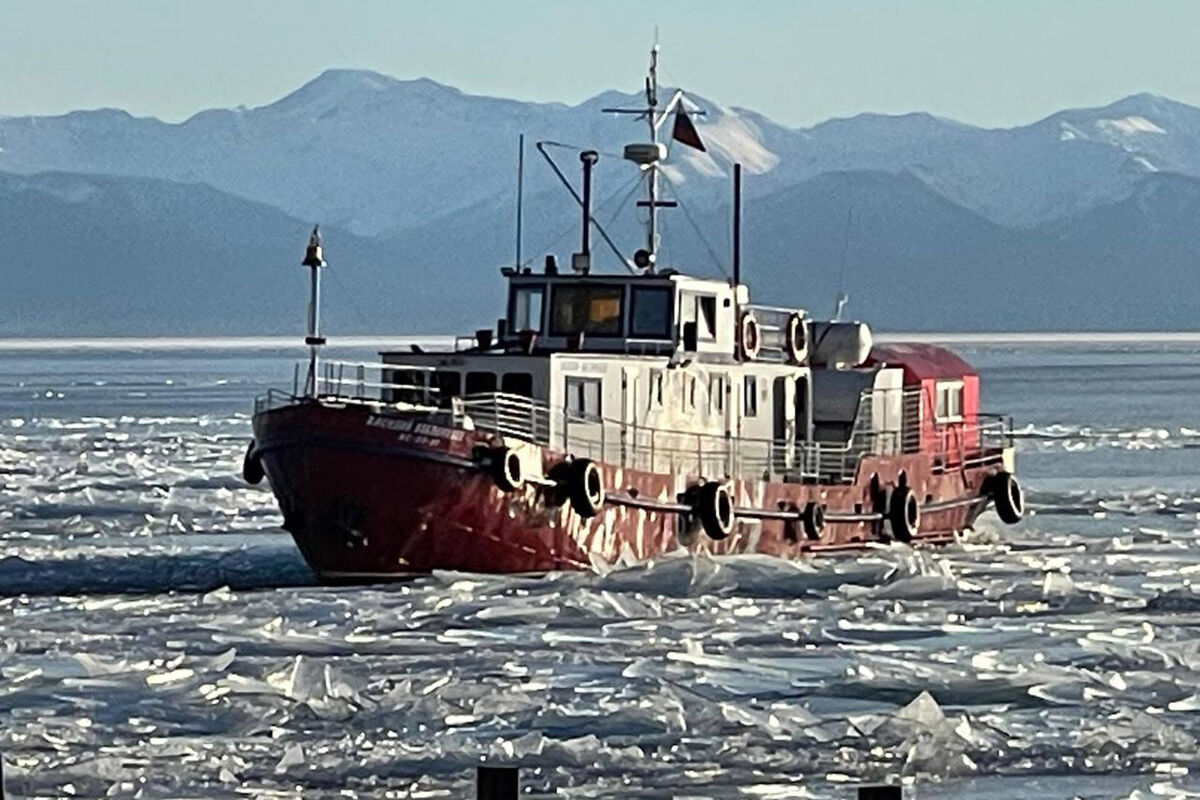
left=565, top=376, right=602, bottom=421
left=510, top=285, right=544, bottom=333
left=466, top=371, right=498, bottom=395
left=630, top=286, right=672, bottom=339
left=501, top=372, right=533, bottom=397
left=550, top=284, right=624, bottom=337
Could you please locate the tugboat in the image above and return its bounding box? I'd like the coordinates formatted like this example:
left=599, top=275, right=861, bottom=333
left=245, top=47, right=1024, bottom=579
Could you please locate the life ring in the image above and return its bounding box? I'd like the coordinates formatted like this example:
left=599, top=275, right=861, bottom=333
left=801, top=501, right=825, bottom=540
left=567, top=458, right=605, bottom=518
left=242, top=441, right=264, bottom=485
left=490, top=447, right=524, bottom=492
left=739, top=312, right=761, bottom=361
left=785, top=313, right=808, bottom=364
left=990, top=471, right=1024, bottom=524
left=694, top=481, right=734, bottom=540
left=888, top=485, right=920, bottom=543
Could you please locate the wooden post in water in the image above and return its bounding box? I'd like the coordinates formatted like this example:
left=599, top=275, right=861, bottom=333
left=477, top=766, right=518, bottom=800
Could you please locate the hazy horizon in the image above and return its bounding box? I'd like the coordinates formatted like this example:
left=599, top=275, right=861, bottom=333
left=6, top=0, right=1200, bottom=129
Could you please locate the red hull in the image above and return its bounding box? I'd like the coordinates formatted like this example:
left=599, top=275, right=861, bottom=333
left=253, top=402, right=1003, bottom=578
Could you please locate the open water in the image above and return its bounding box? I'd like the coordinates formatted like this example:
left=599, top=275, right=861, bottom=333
left=1, top=338, right=1199, bottom=799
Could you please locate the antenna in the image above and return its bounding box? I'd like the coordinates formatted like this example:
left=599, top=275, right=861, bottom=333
left=515, top=133, right=525, bottom=268
left=732, top=163, right=742, bottom=288
left=833, top=207, right=854, bottom=321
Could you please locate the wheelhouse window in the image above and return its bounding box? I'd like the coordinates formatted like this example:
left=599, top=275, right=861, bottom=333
left=509, top=285, right=544, bottom=333
left=465, top=371, right=497, bottom=395
left=630, top=286, right=673, bottom=339
left=934, top=380, right=964, bottom=422
left=550, top=284, right=624, bottom=337
left=501, top=372, right=533, bottom=397
left=565, top=376, right=602, bottom=421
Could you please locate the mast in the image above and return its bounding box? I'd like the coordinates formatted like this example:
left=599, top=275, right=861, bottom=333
left=301, top=226, right=326, bottom=398
left=602, top=43, right=698, bottom=274
left=645, top=44, right=661, bottom=267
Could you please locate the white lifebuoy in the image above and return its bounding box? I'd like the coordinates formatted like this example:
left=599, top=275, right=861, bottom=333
left=739, top=312, right=761, bottom=361
left=785, top=313, right=809, bottom=365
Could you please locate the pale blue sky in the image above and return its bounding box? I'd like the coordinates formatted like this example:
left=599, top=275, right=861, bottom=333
left=3, top=0, right=1199, bottom=128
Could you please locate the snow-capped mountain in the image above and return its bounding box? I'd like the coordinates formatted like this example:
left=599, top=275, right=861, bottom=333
left=2, top=71, right=1199, bottom=334
left=5, top=70, right=1200, bottom=234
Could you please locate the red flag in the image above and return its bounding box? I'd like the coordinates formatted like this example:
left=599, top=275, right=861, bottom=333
left=672, top=107, right=706, bottom=152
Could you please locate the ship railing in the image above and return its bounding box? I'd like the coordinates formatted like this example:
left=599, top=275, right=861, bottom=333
left=257, top=366, right=1016, bottom=482
left=452, top=394, right=883, bottom=484
left=254, top=360, right=444, bottom=414
left=456, top=393, right=553, bottom=444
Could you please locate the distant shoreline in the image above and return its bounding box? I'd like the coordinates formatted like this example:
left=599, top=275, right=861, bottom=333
left=0, top=331, right=1198, bottom=352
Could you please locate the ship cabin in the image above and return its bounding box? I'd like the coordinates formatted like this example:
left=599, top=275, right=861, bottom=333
left=369, top=266, right=985, bottom=484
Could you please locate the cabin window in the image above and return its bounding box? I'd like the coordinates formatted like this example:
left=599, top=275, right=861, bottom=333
left=501, top=372, right=533, bottom=398
left=510, top=285, right=544, bottom=333
left=697, top=295, right=717, bottom=339
left=565, top=376, right=602, bottom=421
left=709, top=374, right=725, bottom=415
left=649, top=370, right=664, bottom=408
left=744, top=376, right=758, bottom=417
left=630, top=286, right=672, bottom=339
left=465, top=371, right=497, bottom=395
left=433, top=371, right=461, bottom=402
left=683, top=375, right=697, bottom=409
left=391, top=369, right=426, bottom=405
left=934, top=380, right=964, bottom=422
left=550, top=284, right=624, bottom=337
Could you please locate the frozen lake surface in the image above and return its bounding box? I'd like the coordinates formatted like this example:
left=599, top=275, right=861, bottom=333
left=1, top=339, right=1200, bottom=799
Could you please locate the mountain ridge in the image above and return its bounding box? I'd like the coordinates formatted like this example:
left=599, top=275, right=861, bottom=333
left=2, top=72, right=1199, bottom=334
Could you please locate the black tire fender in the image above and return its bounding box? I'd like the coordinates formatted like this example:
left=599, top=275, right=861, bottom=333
left=242, top=440, right=264, bottom=485
left=991, top=471, right=1024, bottom=525
left=491, top=447, right=524, bottom=492
left=801, top=501, right=825, bottom=540
left=888, top=484, right=920, bottom=543
left=567, top=458, right=605, bottom=518
left=694, top=481, right=735, bottom=541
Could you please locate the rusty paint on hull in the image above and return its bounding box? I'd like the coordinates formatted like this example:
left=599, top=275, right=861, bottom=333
left=253, top=402, right=1002, bottom=578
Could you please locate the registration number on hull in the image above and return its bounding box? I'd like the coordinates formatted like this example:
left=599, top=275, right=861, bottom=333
left=366, top=414, right=466, bottom=447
